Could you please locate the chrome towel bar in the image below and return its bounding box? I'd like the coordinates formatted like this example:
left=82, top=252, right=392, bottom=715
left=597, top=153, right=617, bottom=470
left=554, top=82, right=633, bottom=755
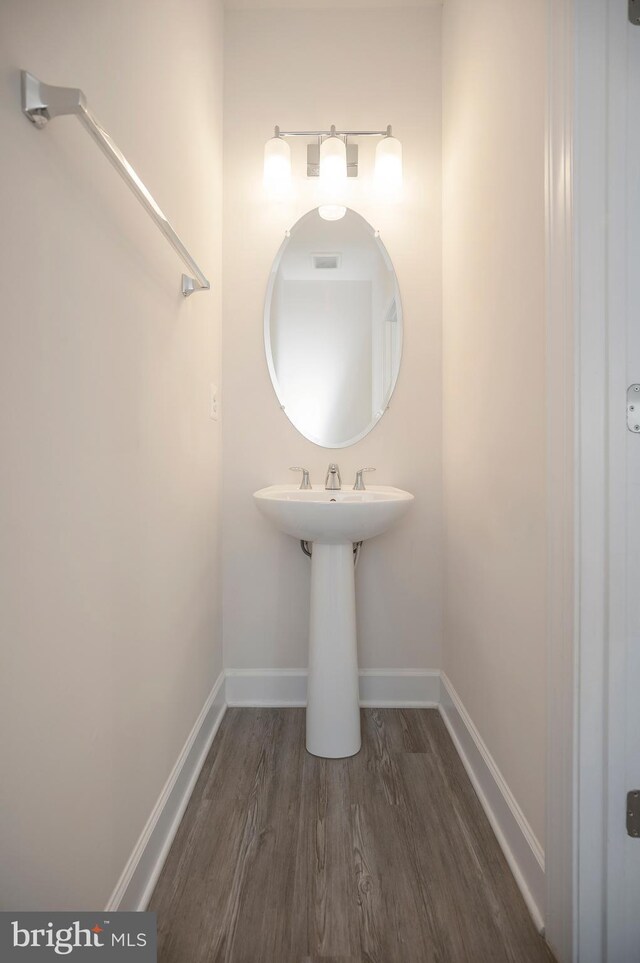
left=21, top=71, right=210, bottom=297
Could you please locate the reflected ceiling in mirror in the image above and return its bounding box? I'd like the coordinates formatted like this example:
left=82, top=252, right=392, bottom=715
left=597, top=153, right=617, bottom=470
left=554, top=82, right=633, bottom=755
left=264, top=208, right=403, bottom=448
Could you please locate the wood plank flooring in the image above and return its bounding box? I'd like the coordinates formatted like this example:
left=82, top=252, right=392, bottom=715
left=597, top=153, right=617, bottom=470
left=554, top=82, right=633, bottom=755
left=150, top=708, right=554, bottom=963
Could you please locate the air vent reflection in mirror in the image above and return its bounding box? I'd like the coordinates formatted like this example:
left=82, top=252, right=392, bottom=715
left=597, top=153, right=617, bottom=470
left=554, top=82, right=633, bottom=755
left=312, top=253, right=341, bottom=270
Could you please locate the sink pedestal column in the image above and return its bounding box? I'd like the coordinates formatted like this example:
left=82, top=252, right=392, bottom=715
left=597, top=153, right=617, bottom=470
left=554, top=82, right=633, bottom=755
left=306, top=541, right=361, bottom=758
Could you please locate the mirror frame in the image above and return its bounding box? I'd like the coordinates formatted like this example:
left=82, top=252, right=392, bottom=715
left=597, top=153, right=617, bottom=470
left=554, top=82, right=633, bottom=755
left=263, top=207, right=404, bottom=449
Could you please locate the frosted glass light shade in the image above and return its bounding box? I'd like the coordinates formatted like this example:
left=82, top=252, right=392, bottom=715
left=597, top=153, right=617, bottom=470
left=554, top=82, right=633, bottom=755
left=263, top=135, right=291, bottom=198
left=319, top=134, right=347, bottom=197
left=375, top=135, right=403, bottom=195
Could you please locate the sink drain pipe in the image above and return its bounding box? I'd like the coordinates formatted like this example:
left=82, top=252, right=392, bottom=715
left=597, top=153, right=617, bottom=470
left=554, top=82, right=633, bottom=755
left=300, top=540, right=363, bottom=567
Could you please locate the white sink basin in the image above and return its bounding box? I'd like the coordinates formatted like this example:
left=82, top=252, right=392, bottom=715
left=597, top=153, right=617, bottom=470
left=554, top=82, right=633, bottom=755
left=253, top=485, right=414, bottom=544
left=254, top=481, right=414, bottom=760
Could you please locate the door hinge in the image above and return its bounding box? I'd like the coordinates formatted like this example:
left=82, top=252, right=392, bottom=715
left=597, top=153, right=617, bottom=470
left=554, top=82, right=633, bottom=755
left=627, top=791, right=640, bottom=837
left=627, top=385, right=640, bottom=432
left=630, top=0, right=640, bottom=25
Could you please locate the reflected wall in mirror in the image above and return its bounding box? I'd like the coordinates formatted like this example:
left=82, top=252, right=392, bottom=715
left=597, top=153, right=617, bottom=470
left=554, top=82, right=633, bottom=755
left=264, top=208, right=403, bottom=448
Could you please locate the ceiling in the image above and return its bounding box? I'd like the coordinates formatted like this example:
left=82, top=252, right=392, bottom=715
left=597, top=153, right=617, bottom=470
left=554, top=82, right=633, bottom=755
left=224, top=0, right=441, bottom=9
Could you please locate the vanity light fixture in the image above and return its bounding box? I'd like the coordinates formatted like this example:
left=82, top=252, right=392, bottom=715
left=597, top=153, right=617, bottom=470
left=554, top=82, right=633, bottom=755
left=375, top=126, right=403, bottom=195
left=318, top=127, right=347, bottom=220
left=263, top=126, right=292, bottom=199
left=319, top=127, right=347, bottom=188
left=263, top=124, right=402, bottom=216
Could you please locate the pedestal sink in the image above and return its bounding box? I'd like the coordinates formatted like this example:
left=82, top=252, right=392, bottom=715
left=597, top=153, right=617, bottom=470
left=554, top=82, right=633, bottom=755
left=253, top=485, right=414, bottom=758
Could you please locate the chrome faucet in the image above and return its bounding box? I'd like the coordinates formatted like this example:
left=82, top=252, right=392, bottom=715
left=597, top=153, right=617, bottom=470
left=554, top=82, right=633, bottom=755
left=353, top=467, right=376, bottom=491
left=325, top=463, right=341, bottom=490
left=290, top=466, right=312, bottom=490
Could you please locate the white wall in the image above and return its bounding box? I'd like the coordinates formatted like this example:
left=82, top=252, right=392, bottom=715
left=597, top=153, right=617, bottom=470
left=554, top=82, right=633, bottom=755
left=0, top=0, right=223, bottom=910
left=442, top=0, right=547, bottom=846
left=222, top=7, right=442, bottom=673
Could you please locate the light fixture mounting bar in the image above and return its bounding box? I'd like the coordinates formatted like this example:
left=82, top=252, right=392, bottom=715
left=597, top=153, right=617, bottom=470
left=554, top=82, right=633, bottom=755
left=307, top=143, right=358, bottom=178
left=276, top=127, right=392, bottom=138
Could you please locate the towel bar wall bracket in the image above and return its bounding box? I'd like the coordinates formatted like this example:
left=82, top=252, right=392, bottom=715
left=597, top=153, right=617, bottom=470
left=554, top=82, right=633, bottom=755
left=21, top=71, right=210, bottom=298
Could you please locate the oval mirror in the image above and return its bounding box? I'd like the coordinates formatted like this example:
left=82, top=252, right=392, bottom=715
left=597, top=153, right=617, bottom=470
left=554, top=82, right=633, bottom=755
left=264, top=208, right=403, bottom=448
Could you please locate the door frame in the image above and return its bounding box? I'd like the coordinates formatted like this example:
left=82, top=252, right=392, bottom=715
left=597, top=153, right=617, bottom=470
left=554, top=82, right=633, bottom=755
left=546, top=1, right=632, bottom=959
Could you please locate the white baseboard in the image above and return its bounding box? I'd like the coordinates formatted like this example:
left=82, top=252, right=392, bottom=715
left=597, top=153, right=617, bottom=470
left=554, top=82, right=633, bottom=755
left=225, top=668, right=307, bottom=706
left=105, top=670, right=227, bottom=912
left=359, top=669, right=440, bottom=707
left=439, top=672, right=545, bottom=933
left=224, top=668, right=441, bottom=708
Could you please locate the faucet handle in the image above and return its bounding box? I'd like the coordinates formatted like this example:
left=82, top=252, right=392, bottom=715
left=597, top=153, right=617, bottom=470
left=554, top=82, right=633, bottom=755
left=289, top=466, right=312, bottom=490
left=353, top=467, right=376, bottom=491
left=325, top=463, right=342, bottom=490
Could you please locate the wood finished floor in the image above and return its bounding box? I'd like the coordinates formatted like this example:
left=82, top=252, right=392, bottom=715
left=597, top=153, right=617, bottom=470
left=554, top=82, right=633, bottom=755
left=150, top=708, right=554, bottom=963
